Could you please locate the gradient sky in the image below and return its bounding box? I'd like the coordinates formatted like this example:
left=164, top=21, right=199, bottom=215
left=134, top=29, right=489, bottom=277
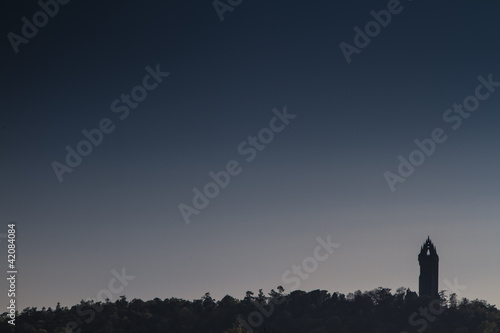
left=1, top=0, right=499, bottom=312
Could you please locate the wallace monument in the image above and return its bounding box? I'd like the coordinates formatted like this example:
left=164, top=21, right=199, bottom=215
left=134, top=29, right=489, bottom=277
left=418, top=237, right=439, bottom=298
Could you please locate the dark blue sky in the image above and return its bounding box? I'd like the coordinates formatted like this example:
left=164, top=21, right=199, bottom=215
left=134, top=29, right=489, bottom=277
left=1, top=0, right=499, bottom=310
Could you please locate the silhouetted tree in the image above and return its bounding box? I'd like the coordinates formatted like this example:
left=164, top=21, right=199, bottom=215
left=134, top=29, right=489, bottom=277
left=6, top=287, right=500, bottom=333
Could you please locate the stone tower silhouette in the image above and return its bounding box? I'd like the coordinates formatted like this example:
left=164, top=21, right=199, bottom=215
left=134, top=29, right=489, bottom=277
left=418, top=236, right=439, bottom=297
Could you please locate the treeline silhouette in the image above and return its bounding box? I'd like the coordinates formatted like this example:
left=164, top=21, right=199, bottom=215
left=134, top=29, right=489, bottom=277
left=2, top=287, right=499, bottom=332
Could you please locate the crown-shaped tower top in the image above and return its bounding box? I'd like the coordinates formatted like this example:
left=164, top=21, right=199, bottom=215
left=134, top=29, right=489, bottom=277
left=419, top=236, right=438, bottom=258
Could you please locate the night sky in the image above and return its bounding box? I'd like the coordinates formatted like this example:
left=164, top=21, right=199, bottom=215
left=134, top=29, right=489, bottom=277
left=1, top=0, right=499, bottom=311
